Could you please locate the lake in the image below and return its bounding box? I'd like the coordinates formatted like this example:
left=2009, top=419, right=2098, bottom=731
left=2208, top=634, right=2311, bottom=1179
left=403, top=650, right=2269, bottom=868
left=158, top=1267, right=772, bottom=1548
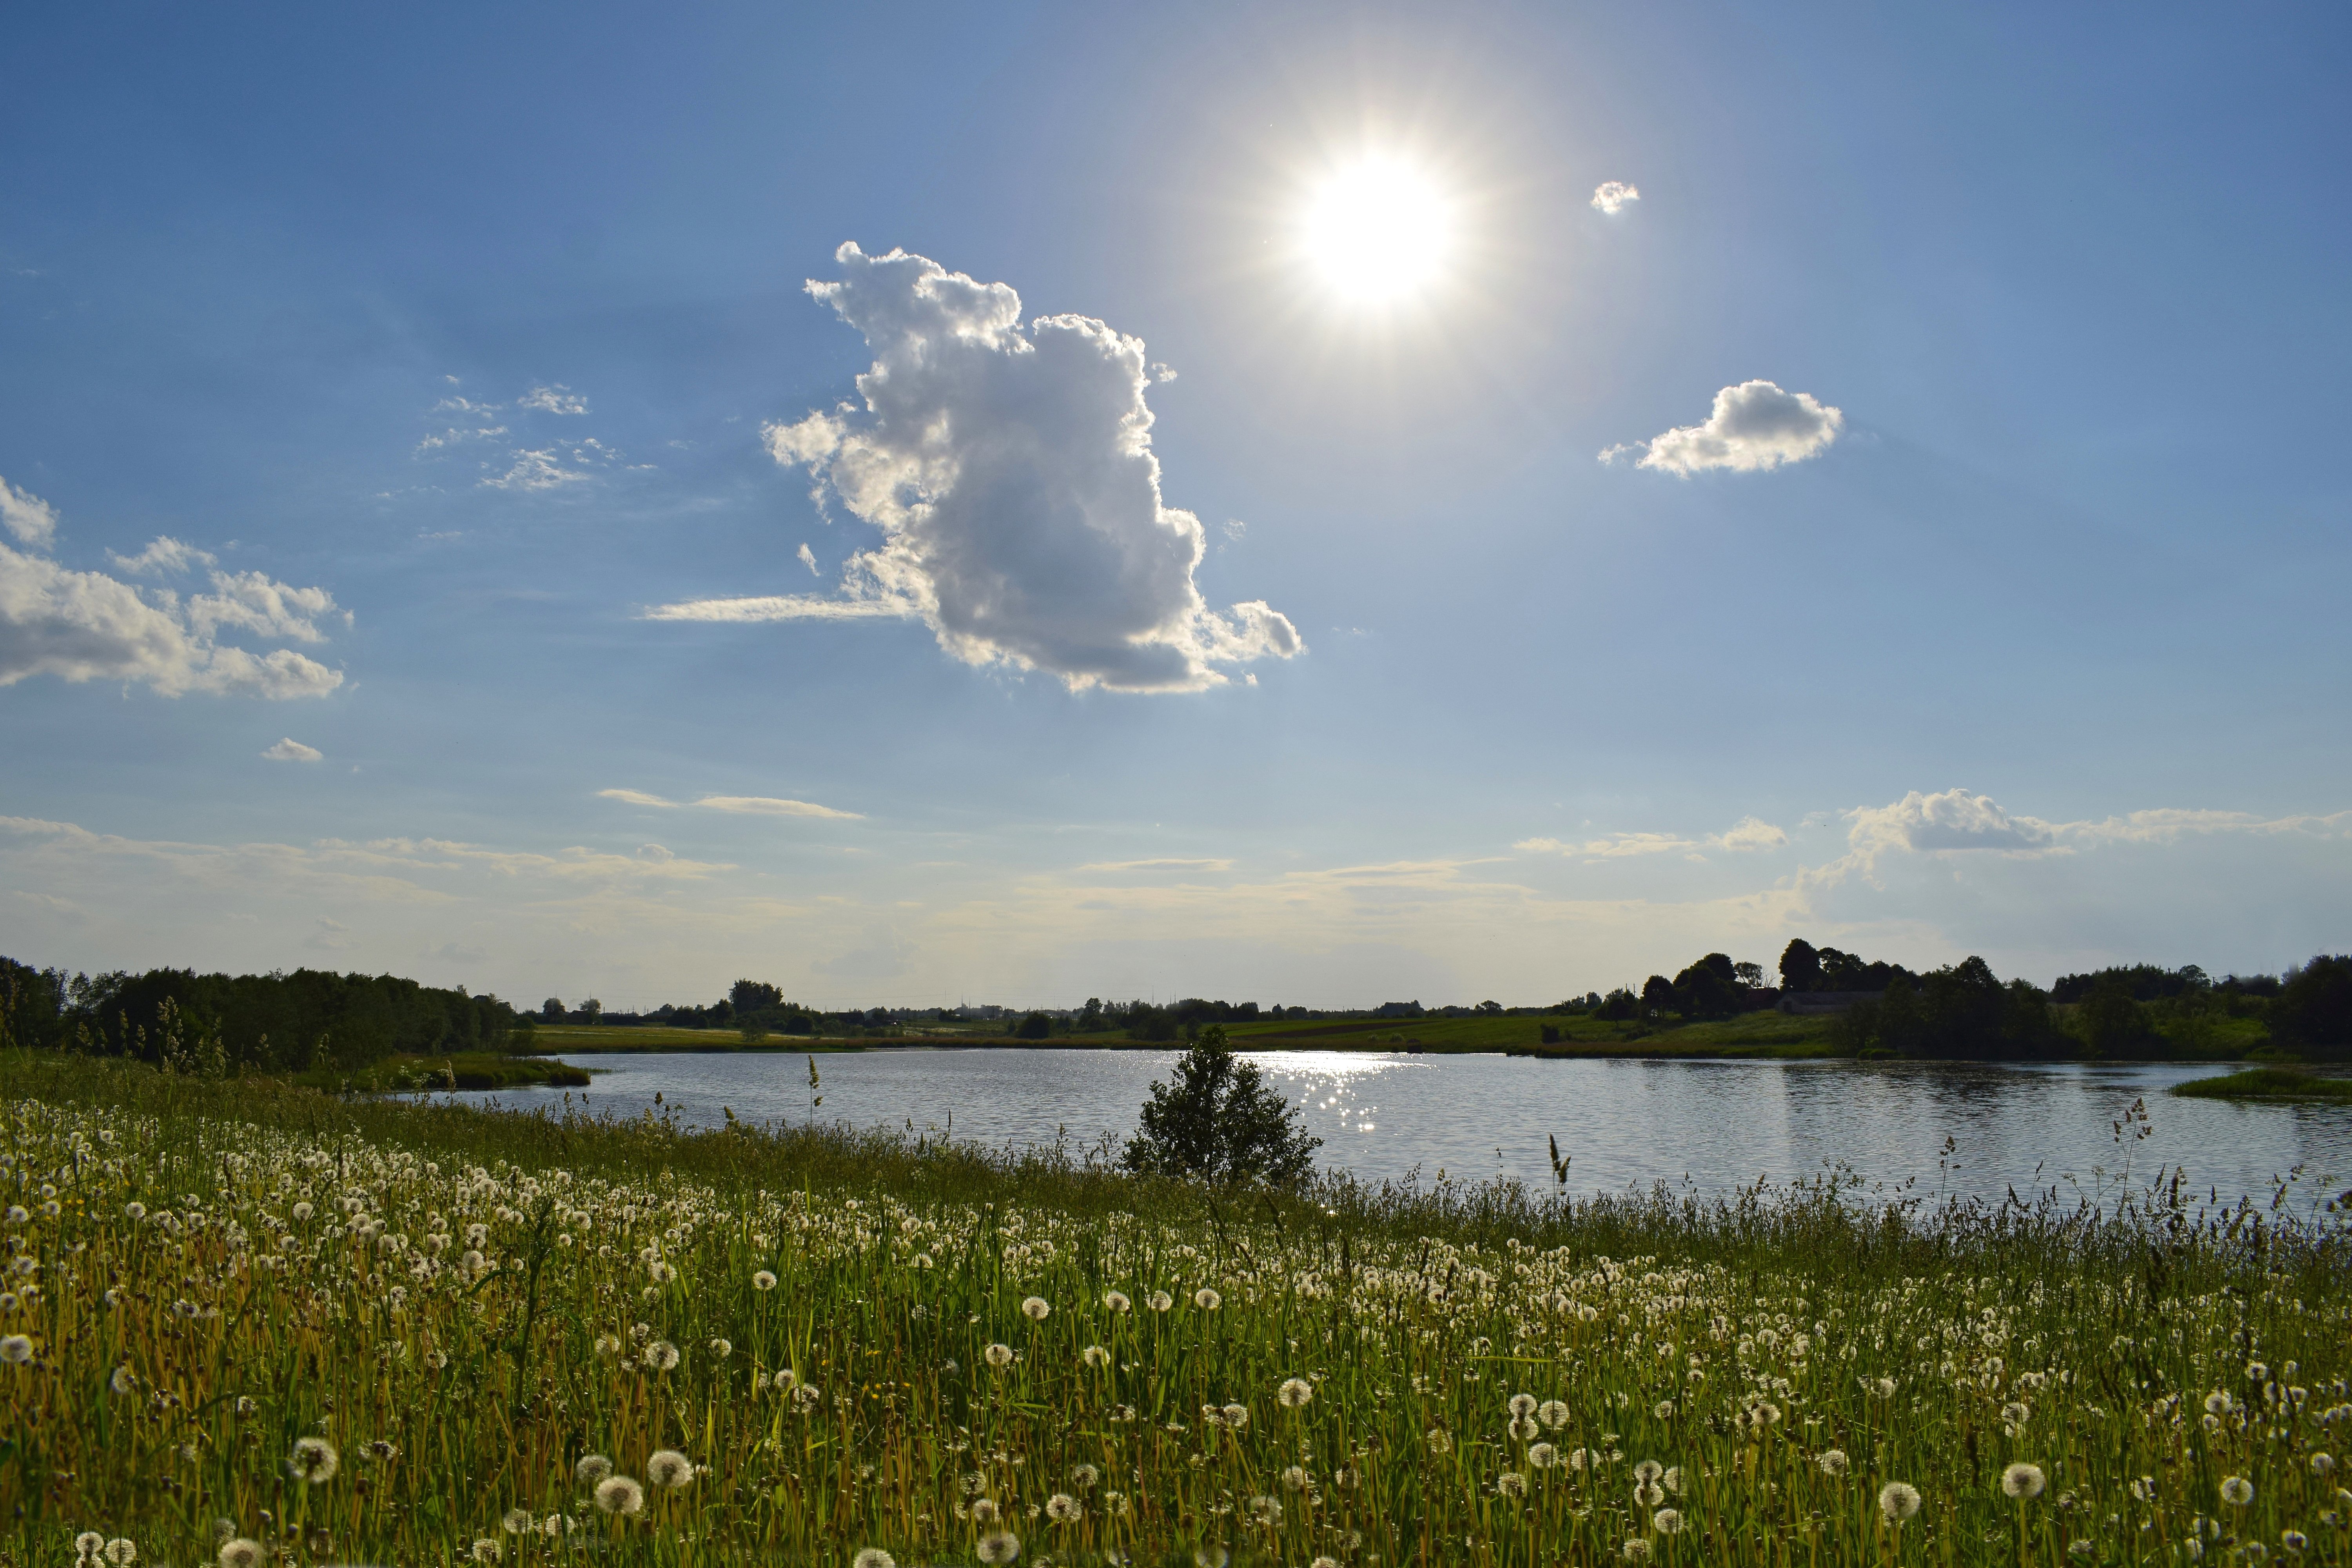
left=445, top=1047, right=2352, bottom=1213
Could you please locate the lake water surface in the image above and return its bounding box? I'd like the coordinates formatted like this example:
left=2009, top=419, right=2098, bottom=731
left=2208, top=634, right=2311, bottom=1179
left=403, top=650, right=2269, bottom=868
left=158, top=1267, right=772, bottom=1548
left=449, top=1048, right=2352, bottom=1213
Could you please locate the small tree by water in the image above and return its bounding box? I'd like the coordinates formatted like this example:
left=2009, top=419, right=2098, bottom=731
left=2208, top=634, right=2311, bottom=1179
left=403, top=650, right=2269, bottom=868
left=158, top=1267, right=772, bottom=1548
left=1120, top=1024, right=1320, bottom=1184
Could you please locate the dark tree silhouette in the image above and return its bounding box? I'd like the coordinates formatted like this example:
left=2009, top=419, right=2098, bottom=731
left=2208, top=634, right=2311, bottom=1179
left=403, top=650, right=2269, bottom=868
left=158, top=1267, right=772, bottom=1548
left=1121, top=1025, right=1321, bottom=1185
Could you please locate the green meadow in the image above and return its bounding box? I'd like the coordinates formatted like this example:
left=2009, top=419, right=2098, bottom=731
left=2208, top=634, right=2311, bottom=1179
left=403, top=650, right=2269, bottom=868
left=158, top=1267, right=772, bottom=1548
left=3, top=1050, right=2349, bottom=1567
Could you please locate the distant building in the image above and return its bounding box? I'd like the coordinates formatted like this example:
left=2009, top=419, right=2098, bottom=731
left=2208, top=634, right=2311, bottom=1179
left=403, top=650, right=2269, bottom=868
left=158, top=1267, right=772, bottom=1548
left=1777, top=991, right=1882, bottom=1015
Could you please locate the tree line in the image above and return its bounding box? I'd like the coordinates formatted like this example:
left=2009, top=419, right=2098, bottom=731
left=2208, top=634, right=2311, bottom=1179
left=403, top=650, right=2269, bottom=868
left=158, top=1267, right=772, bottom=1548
left=0, top=956, right=530, bottom=1071
left=1558, top=940, right=2350, bottom=1060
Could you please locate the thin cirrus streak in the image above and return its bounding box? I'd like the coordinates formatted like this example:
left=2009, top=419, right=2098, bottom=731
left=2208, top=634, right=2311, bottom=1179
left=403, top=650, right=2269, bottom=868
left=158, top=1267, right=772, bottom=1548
left=595, top=788, right=862, bottom=820
left=641, top=595, right=911, bottom=623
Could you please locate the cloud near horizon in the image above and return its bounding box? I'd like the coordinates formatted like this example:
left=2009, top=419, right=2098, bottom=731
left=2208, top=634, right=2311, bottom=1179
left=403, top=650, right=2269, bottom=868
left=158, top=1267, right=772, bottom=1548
left=1518, top=815, right=1789, bottom=861
left=648, top=243, right=1303, bottom=693
left=262, top=737, right=323, bottom=762
left=1606, top=380, right=1843, bottom=474
left=0, top=478, right=345, bottom=699
left=597, top=788, right=861, bottom=820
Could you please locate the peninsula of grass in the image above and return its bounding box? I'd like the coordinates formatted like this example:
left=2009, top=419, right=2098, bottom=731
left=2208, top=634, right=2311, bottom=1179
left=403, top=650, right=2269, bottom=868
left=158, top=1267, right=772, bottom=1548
left=290, top=1049, right=592, bottom=1092
left=2170, top=1065, right=2352, bottom=1102
left=4, top=1047, right=2348, bottom=1568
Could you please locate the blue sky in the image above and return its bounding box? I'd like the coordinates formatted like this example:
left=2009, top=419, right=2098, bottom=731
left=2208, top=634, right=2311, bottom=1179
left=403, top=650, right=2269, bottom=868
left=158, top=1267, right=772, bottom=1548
left=2, top=1, right=2346, bottom=1009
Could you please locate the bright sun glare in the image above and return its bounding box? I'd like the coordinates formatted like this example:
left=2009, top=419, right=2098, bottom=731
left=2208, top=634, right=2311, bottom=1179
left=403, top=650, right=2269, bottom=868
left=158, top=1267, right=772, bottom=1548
left=1301, top=158, right=1453, bottom=303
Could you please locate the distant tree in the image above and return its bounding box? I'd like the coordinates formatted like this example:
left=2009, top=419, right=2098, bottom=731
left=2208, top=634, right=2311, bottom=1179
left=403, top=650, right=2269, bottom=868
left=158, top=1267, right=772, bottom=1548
left=1779, top=939, right=1822, bottom=993
left=1671, top=955, right=1744, bottom=1018
left=1123, top=1001, right=1178, bottom=1042
left=2273, top=955, right=2352, bottom=1054
left=1079, top=997, right=1105, bottom=1031
left=1640, top=975, right=1675, bottom=1012
left=1121, top=1025, right=1320, bottom=1185
left=1594, top=989, right=1641, bottom=1021
left=1733, top=961, right=1765, bottom=989
left=542, top=997, right=564, bottom=1023
left=2076, top=977, right=2145, bottom=1060
left=1016, top=1011, right=1053, bottom=1040
left=1476, top=1000, right=1503, bottom=1014
left=578, top=998, right=602, bottom=1024
left=731, top=979, right=784, bottom=1014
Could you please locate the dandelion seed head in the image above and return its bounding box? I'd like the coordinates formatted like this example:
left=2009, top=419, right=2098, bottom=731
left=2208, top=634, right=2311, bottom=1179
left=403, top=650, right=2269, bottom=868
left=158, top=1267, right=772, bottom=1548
left=975, top=1529, right=1022, bottom=1564
left=575, top=1454, right=613, bottom=1486
left=502, top=1509, right=532, bottom=1534
left=1498, top=1472, right=1527, bottom=1499
left=288, top=1436, right=339, bottom=1483
left=1221, top=1402, right=1250, bottom=1429
left=1537, top=1398, right=1570, bottom=1429
left=1278, top=1377, right=1314, bottom=1408
left=1634, top=1460, right=1664, bottom=1485
left=708, top=1338, right=731, bottom=1359
left=1623, top=1539, right=1652, bottom=1561
left=1103, top=1290, right=1131, bottom=1312
left=985, top=1342, right=1014, bottom=1368
left=1148, top=1291, right=1173, bottom=1312
left=1046, top=1493, right=1082, bottom=1523
left=645, top=1339, right=681, bottom=1371
left=646, top=1449, right=695, bottom=1488
left=1818, top=1448, right=1851, bottom=1476
left=1081, top=1345, right=1110, bottom=1368
left=2221, top=1476, right=2254, bottom=1507
left=468, top=1538, right=500, bottom=1563
left=102, top=1541, right=135, bottom=1566
left=1879, top=1481, right=1922, bottom=1522
left=0, top=1334, right=31, bottom=1365
left=218, top=1540, right=263, bottom=1568
left=1070, top=1463, right=1099, bottom=1490
left=1194, top=1287, right=1221, bottom=1311
left=2207, top=1391, right=2232, bottom=1415
left=77, top=1533, right=103, bottom=1561
left=1528, top=1442, right=1558, bottom=1469
left=1194, top=1548, right=1229, bottom=1568
left=593, top=1475, right=644, bottom=1515
left=1022, top=1296, right=1051, bottom=1321
left=2002, top=1462, right=2047, bottom=1499
left=752, top=1269, right=778, bottom=1291
left=1508, top=1393, right=1537, bottom=1419
left=853, top=1551, right=897, bottom=1568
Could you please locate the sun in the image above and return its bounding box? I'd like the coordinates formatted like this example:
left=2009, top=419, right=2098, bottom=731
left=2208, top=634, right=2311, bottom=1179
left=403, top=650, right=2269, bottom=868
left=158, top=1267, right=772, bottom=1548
left=1299, top=156, right=1454, bottom=304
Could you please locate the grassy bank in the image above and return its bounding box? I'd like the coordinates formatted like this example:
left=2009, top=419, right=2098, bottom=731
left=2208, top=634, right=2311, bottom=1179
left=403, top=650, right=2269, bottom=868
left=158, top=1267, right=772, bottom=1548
left=2, top=1051, right=2347, bottom=1568
left=2171, top=1067, right=2352, bottom=1103
left=288, top=1051, right=593, bottom=1092
left=531, top=1025, right=872, bottom=1054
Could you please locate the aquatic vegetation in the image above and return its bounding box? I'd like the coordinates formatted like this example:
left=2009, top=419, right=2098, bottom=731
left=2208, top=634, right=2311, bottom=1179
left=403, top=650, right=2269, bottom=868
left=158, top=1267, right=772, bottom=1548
left=0, top=1058, right=2348, bottom=1565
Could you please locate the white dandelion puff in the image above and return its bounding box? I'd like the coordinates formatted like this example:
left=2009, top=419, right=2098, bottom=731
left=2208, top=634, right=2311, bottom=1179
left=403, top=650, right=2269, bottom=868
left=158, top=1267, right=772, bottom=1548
left=853, top=1551, right=897, bottom=1568
left=2002, top=1463, right=2047, bottom=1500
left=1221, top=1402, right=1249, bottom=1429
left=1046, top=1494, right=1082, bottom=1523
left=0, top=1335, right=32, bottom=1365
left=594, top=1475, right=645, bottom=1515
left=1194, top=1287, right=1221, bottom=1310
left=217, top=1541, right=263, bottom=1568
left=1528, top=1443, right=1558, bottom=1469
left=1070, top=1463, right=1100, bottom=1490
left=752, top=1269, right=778, bottom=1291
left=646, top=1449, right=695, bottom=1488
left=1081, top=1345, right=1110, bottom=1368
left=1508, top=1393, right=1537, bottom=1419
left=1623, top=1540, right=1651, bottom=1562
left=1425, top=1428, right=1453, bottom=1456
left=1148, top=1290, right=1173, bottom=1312
left=1653, top=1508, right=1686, bottom=1535
left=1818, top=1449, right=1851, bottom=1476
left=502, top=1509, right=532, bottom=1535
left=1498, top=1472, right=1527, bottom=1499
left=77, top=1533, right=103, bottom=1561
left=1021, top=1296, right=1051, bottom=1321
left=708, top=1338, right=732, bottom=1359
left=2221, top=1476, right=2254, bottom=1507
left=985, top=1342, right=1015, bottom=1368
left=110, top=1365, right=136, bottom=1395
left=644, top=1340, right=681, bottom=1371
left=288, top=1436, right=339, bottom=1483
left=575, top=1454, right=614, bottom=1486
left=975, top=1530, right=1021, bottom=1564
left=1103, top=1290, right=1132, bottom=1312
left=1879, top=1481, right=1922, bottom=1522
left=102, top=1541, right=136, bottom=1566
left=1537, top=1398, right=1570, bottom=1429
left=1278, top=1377, right=1314, bottom=1408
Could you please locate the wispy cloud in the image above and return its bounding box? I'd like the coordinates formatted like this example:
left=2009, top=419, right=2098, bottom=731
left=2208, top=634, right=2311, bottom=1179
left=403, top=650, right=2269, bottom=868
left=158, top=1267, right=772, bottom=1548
left=643, top=593, right=912, bottom=623
left=262, top=737, right=323, bottom=762
left=0, top=475, right=58, bottom=549
left=1517, top=816, right=1788, bottom=861
left=599, top=788, right=862, bottom=820
left=518, top=384, right=588, bottom=415
left=108, top=536, right=217, bottom=575
left=1078, top=857, right=1236, bottom=873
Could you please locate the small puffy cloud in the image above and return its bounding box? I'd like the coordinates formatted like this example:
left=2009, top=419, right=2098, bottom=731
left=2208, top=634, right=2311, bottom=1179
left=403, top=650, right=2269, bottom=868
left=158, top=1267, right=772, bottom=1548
left=262, top=737, right=323, bottom=762
left=1, top=476, right=60, bottom=550
left=696, top=795, right=862, bottom=820
left=671, top=243, right=1302, bottom=693
left=1617, top=380, right=1844, bottom=475
left=597, top=788, right=679, bottom=808
left=109, top=536, right=217, bottom=575
left=1590, top=181, right=1641, bottom=215
left=519, top=384, right=589, bottom=415
left=0, top=531, right=344, bottom=699
left=797, top=542, right=819, bottom=575
left=1846, top=788, right=2057, bottom=866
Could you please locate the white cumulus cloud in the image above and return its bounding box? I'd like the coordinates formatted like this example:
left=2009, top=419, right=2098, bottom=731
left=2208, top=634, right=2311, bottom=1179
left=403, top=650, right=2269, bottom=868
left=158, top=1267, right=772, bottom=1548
left=263, top=737, right=323, bottom=762
left=0, top=483, right=345, bottom=700
left=1590, top=181, right=1641, bottom=215
left=655, top=243, right=1303, bottom=692
left=797, top=542, right=819, bottom=575
left=1, top=478, right=60, bottom=548
left=1612, top=380, right=1844, bottom=475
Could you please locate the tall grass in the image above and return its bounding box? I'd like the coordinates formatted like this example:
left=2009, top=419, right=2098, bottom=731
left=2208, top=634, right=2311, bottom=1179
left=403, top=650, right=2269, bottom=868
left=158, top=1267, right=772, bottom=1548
left=2, top=1051, right=2347, bottom=1566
